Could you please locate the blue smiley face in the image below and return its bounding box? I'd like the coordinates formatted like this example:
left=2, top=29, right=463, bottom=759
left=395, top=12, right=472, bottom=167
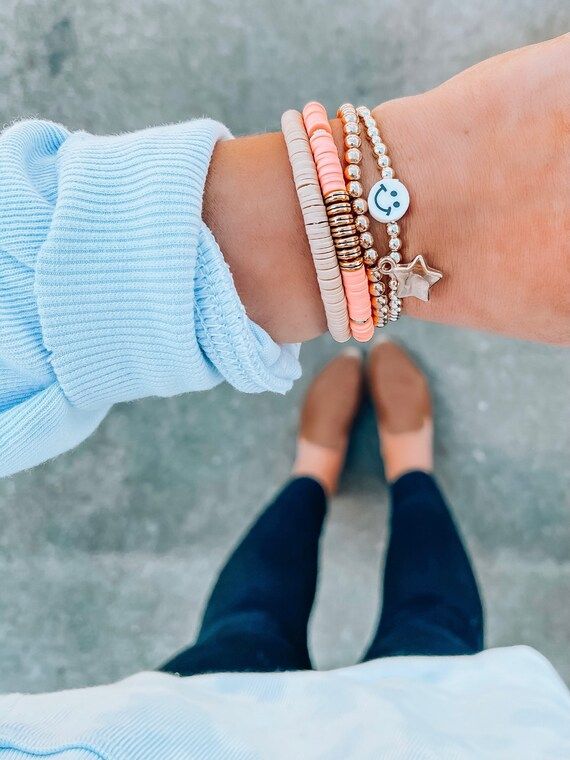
left=368, top=178, right=410, bottom=223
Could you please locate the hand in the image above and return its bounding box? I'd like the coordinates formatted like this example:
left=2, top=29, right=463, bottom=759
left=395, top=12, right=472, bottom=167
left=204, top=35, right=569, bottom=345
left=373, top=34, right=569, bottom=344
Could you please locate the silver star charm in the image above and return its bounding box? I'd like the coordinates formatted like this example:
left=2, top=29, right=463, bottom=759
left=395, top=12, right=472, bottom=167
left=393, top=255, right=443, bottom=302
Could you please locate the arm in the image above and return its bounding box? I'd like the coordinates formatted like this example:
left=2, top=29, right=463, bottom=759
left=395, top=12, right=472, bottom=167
left=0, top=119, right=300, bottom=478
left=204, top=34, right=570, bottom=345
left=1, top=36, right=567, bottom=478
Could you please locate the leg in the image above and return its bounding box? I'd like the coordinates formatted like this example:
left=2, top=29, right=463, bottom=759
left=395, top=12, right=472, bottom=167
left=161, top=349, right=363, bottom=676
left=363, top=470, right=484, bottom=659
left=161, top=476, right=326, bottom=675
left=363, top=340, right=483, bottom=659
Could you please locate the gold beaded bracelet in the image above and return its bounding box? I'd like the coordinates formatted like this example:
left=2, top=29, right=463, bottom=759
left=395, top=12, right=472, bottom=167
left=337, top=104, right=391, bottom=327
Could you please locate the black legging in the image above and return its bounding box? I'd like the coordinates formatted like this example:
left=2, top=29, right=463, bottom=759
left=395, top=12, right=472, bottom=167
left=160, top=471, right=484, bottom=675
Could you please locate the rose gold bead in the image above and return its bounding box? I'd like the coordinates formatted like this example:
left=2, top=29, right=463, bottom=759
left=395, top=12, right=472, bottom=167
left=331, top=225, right=357, bottom=237
left=343, top=122, right=359, bottom=135
left=352, top=197, right=368, bottom=215
left=356, top=105, right=371, bottom=117
left=347, top=181, right=363, bottom=198
left=335, top=236, right=360, bottom=250
left=371, top=297, right=389, bottom=312
left=339, top=260, right=363, bottom=270
left=337, top=249, right=362, bottom=262
left=344, top=164, right=361, bottom=181
left=325, top=190, right=350, bottom=206
left=344, top=134, right=361, bottom=149
left=345, top=147, right=362, bottom=164
left=363, top=248, right=379, bottom=266
left=331, top=225, right=357, bottom=239
left=326, top=202, right=352, bottom=216
left=368, top=267, right=383, bottom=282
left=354, top=214, right=370, bottom=232
left=328, top=214, right=354, bottom=227
left=337, top=103, right=356, bottom=117
left=360, top=231, right=374, bottom=249
left=369, top=281, right=386, bottom=296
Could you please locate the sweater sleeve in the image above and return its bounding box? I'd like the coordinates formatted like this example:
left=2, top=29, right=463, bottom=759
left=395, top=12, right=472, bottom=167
left=0, top=119, right=301, bottom=478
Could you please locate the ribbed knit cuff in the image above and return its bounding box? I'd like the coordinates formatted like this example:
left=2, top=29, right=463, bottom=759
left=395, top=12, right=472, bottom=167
left=35, top=120, right=301, bottom=409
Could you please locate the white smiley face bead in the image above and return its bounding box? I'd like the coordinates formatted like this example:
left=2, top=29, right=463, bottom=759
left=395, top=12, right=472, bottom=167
left=368, top=178, right=410, bottom=223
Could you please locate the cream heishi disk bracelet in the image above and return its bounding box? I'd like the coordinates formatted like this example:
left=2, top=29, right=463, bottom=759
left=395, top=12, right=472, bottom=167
left=282, top=100, right=443, bottom=341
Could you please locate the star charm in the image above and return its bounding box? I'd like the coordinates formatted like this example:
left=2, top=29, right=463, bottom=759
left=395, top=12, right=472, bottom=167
left=393, top=255, right=443, bottom=302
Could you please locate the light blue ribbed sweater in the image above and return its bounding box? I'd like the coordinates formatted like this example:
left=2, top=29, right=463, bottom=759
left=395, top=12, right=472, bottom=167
left=1, top=121, right=569, bottom=760
left=0, top=119, right=301, bottom=478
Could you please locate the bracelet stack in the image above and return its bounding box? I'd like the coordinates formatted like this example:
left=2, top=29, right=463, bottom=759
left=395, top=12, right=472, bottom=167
left=302, top=102, right=374, bottom=342
left=281, top=100, right=442, bottom=342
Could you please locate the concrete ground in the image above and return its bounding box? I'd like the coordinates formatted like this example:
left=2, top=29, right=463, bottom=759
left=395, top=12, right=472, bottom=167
left=0, top=0, right=568, bottom=694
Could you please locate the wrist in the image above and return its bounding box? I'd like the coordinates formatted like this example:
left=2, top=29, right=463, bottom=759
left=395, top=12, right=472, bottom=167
left=332, top=93, right=463, bottom=326
left=370, top=94, right=464, bottom=326
left=204, top=132, right=327, bottom=344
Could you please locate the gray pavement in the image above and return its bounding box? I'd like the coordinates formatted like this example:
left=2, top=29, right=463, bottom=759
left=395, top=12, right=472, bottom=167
left=0, top=0, right=568, bottom=693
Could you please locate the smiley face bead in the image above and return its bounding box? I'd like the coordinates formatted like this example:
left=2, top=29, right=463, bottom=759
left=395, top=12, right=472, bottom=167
left=368, top=178, right=410, bottom=223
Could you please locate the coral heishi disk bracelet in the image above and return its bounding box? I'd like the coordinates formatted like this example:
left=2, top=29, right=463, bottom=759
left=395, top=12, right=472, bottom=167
left=282, top=101, right=443, bottom=342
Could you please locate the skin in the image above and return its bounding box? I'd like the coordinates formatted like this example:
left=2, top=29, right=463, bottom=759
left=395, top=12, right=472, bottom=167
left=204, top=34, right=569, bottom=346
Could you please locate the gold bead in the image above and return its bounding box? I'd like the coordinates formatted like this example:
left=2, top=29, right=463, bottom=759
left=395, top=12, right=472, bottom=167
left=352, top=197, right=368, bottom=215
left=328, top=211, right=353, bottom=223
left=337, top=253, right=362, bottom=264
left=339, top=260, right=364, bottom=270
left=325, top=190, right=350, bottom=206
left=363, top=248, right=379, bottom=266
left=344, top=164, right=361, bottom=181
left=343, top=122, right=359, bottom=135
left=326, top=202, right=352, bottom=216
left=347, top=181, right=363, bottom=198
left=337, top=251, right=362, bottom=263
left=368, top=267, right=383, bottom=282
left=354, top=214, right=370, bottom=232
left=331, top=225, right=357, bottom=239
left=344, top=134, right=361, bottom=149
left=337, top=103, right=356, bottom=117
left=335, top=236, right=360, bottom=250
left=345, top=147, right=362, bottom=164
left=369, top=281, right=386, bottom=296
left=360, top=231, right=374, bottom=249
